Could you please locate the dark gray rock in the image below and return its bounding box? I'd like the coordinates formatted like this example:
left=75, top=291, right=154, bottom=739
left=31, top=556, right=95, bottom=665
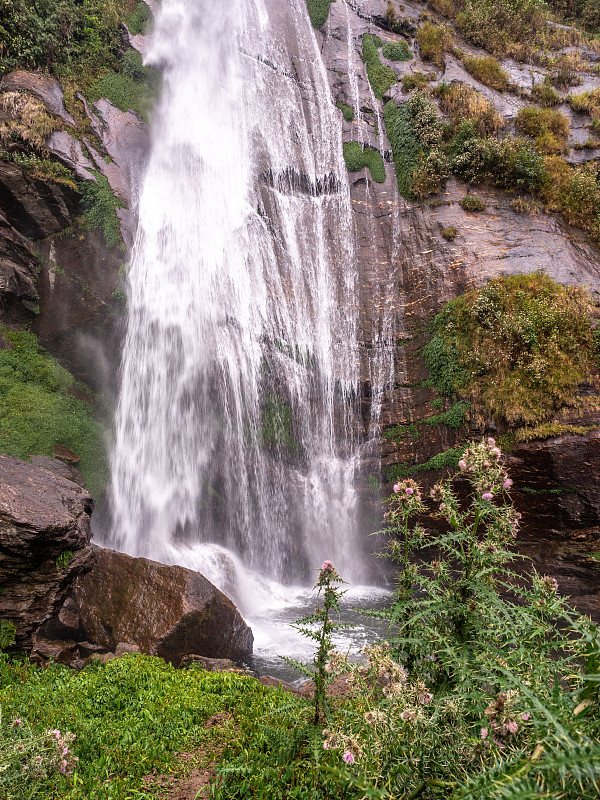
left=73, top=547, right=253, bottom=666
left=30, top=456, right=85, bottom=487
left=0, top=210, right=39, bottom=325
left=0, top=454, right=94, bottom=649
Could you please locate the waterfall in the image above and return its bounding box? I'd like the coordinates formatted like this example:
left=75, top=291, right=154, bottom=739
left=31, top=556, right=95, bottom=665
left=107, top=0, right=367, bottom=591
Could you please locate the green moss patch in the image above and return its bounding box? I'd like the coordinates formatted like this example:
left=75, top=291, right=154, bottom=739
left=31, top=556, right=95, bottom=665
left=385, top=445, right=466, bottom=481
left=80, top=173, right=126, bottom=250
left=343, top=142, right=386, bottom=183
left=88, top=51, right=161, bottom=122
left=423, top=273, right=598, bottom=425
left=336, top=101, right=355, bottom=122
left=0, top=329, right=106, bottom=496
left=362, top=34, right=398, bottom=100
left=381, top=40, right=413, bottom=61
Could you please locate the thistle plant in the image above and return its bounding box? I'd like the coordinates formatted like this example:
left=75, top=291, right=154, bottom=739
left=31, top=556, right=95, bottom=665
left=283, top=561, right=348, bottom=724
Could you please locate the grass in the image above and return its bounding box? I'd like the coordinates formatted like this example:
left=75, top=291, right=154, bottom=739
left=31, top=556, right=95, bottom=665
left=401, top=72, right=430, bottom=92
left=362, top=34, right=398, bottom=100
left=306, top=0, right=332, bottom=29
left=530, top=78, right=560, bottom=107
left=516, top=106, right=570, bottom=154
left=462, top=55, right=509, bottom=91
left=0, top=328, right=106, bottom=497
left=385, top=445, right=466, bottom=481
left=459, top=194, right=486, bottom=211
left=87, top=51, right=161, bottom=122
left=0, top=653, right=310, bottom=800
left=416, top=22, right=453, bottom=68
left=436, top=82, right=503, bottom=137
left=423, top=272, right=598, bottom=425
left=343, top=142, right=386, bottom=183
left=442, top=225, right=457, bottom=241
left=336, top=102, right=355, bottom=123
left=126, top=1, right=153, bottom=35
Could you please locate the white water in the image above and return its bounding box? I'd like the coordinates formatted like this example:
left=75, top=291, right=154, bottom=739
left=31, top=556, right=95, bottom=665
left=107, top=0, right=377, bottom=626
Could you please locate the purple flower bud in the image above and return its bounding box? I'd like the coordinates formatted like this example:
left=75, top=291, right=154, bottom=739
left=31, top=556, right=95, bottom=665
left=503, top=479, right=513, bottom=489
left=521, top=713, right=531, bottom=721
left=506, top=720, right=518, bottom=734
left=481, top=492, right=493, bottom=501
left=480, top=727, right=489, bottom=739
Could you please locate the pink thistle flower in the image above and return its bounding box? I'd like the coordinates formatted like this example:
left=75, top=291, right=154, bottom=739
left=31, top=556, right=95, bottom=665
left=323, top=741, right=330, bottom=750
left=480, top=727, right=489, bottom=739
left=342, top=750, right=355, bottom=765
left=503, top=479, right=513, bottom=489
left=481, top=492, right=493, bottom=501
left=13, top=719, right=22, bottom=726
left=506, top=721, right=518, bottom=734
left=405, top=487, right=414, bottom=495
left=521, top=713, right=531, bottom=721
left=487, top=437, right=496, bottom=445
left=458, top=460, right=467, bottom=470
left=393, top=484, right=400, bottom=493
left=321, top=560, right=332, bottom=570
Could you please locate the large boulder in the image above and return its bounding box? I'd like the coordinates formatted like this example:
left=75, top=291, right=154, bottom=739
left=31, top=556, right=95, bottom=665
left=0, top=454, right=94, bottom=649
left=72, top=548, right=253, bottom=665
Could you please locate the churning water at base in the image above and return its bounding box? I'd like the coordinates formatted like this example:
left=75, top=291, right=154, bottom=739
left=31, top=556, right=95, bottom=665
left=107, top=0, right=378, bottom=622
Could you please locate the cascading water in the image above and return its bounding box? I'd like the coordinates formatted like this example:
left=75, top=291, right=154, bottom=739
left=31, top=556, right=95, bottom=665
left=106, top=0, right=381, bottom=640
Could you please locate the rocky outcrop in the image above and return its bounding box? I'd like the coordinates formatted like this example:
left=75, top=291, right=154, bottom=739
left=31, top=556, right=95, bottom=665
left=68, top=547, right=253, bottom=665
left=0, top=454, right=94, bottom=649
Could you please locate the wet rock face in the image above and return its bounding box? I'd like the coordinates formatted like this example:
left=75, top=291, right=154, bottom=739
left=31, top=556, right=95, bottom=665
left=72, top=548, right=254, bottom=665
left=0, top=454, right=94, bottom=649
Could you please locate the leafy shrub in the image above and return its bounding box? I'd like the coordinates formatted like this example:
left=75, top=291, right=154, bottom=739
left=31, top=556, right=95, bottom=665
left=306, top=0, right=332, bottom=29
left=385, top=445, right=466, bottom=480
left=336, top=101, right=354, bottom=122
left=80, top=172, right=125, bottom=249
left=381, top=40, right=413, bottom=61
left=2, top=152, right=78, bottom=191
left=423, top=273, right=598, bottom=424
left=462, top=54, right=509, bottom=91
left=0, top=0, right=132, bottom=78
left=441, top=225, right=457, bottom=240
left=126, top=1, right=152, bottom=35
left=459, top=193, right=486, bottom=211
left=416, top=21, right=453, bottom=68
left=450, top=126, right=547, bottom=193
left=343, top=142, right=386, bottom=183
left=362, top=34, right=398, bottom=100
left=384, top=92, right=446, bottom=199
left=516, top=106, right=570, bottom=153
left=428, top=0, right=458, bottom=16
left=0, top=328, right=106, bottom=495
left=541, top=157, right=600, bottom=239
left=87, top=57, right=160, bottom=122
left=437, top=82, right=503, bottom=136
left=551, top=51, right=585, bottom=89
left=568, top=88, right=600, bottom=118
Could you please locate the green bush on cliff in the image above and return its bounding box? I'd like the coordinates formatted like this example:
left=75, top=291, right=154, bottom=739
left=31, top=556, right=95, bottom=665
left=306, top=0, right=332, bottom=29
left=381, top=40, right=413, bottom=62
left=343, top=141, right=386, bottom=183
left=362, top=34, right=398, bottom=100
left=0, top=328, right=106, bottom=495
left=423, top=273, right=598, bottom=425
left=88, top=51, right=161, bottom=122
left=383, top=92, right=447, bottom=199
left=127, top=1, right=153, bottom=35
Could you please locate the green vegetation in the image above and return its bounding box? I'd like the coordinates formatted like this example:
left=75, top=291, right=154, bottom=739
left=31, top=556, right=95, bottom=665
left=416, top=22, right=453, bottom=68
left=516, top=106, right=570, bottom=154
left=530, top=77, right=560, bottom=107
left=55, top=550, right=74, bottom=569
left=385, top=445, right=465, bottom=481
left=424, top=400, right=470, bottom=428
left=1, top=152, right=78, bottom=191
left=362, top=34, right=398, bottom=100
left=515, top=422, right=596, bottom=442
left=126, top=1, right=153, bottom=35
left=381, top=40, right=413, bottom=61
left=80, top=173, right=125, bottom=250
left=383, top=422, right=420, bottom=441
left=541, top=157, right=600, bottom=240
left=306, top=0, right=332, bottom=29
left=343, top=142, right=386, bottom=183
left=0, top=0, right=138, bottom=79
left=88, top=50, right=161, bottom=121
left=441, top=225, right=457, bottom=241
left=436, top=82, right=503, bottom=137
left=568, top=88, right=600, bottom=118
left=0, top=329, right=106, bottom=495
left=423, top=273, right=598, bottom=425
left=336, top=102, right=355, bottom=123
left=462, top=55, right=509, bottom=91
left=401, top=72, right=430, bottom=92
left=0, top=92, right=62, bottom=154
left=383, top=92, right=447, bottom=199
left=459, top=194, right=486, bottom=211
